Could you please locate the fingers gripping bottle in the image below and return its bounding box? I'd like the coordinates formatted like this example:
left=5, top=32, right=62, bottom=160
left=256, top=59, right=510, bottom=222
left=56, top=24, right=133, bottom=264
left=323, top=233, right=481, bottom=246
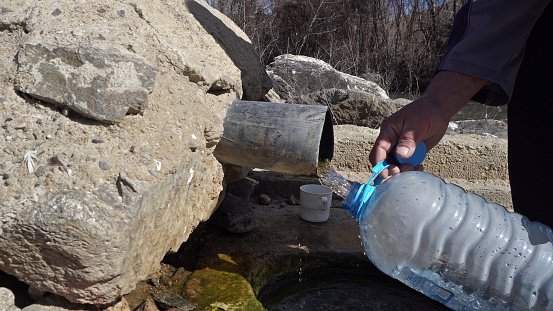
left=340, top=143, right=553, bottom=310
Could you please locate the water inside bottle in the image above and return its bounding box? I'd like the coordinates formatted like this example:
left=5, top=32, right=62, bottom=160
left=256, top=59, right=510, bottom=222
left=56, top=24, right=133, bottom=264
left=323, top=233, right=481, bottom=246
left=317, top=159, right=351, bottom=199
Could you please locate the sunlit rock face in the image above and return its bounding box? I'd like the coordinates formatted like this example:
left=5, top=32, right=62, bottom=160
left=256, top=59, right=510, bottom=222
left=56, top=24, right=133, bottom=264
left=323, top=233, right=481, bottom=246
left=0, top=0, right=270, bottom=304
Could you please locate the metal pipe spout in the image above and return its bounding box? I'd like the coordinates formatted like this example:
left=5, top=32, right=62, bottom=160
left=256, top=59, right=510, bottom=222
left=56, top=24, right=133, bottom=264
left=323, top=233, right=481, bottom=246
left=214, top=100, right=334, bottom=176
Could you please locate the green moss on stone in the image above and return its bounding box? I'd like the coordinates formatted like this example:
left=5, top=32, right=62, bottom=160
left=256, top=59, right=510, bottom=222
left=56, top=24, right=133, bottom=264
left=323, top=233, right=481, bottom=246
left=183, top=268, right=266, bottom=311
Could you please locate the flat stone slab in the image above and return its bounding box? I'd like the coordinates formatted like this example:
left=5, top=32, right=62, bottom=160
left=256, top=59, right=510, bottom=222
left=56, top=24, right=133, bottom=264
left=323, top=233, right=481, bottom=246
left=168, top=170, right=453, bottom=310
left=15, top=43, right=157, bottom=124
left=191, top=170, right=371, bottom=294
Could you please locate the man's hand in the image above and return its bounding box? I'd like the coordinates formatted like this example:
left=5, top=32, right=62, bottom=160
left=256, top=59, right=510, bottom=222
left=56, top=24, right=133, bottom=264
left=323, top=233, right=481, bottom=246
left=369, top=71, right=489, bottom=179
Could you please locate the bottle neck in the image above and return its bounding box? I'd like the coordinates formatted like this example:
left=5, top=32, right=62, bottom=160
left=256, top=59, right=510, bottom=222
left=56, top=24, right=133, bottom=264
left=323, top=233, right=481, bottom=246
left=343, top=181, right=376, bottom=220
left=343, top=143, right=427, bottom=221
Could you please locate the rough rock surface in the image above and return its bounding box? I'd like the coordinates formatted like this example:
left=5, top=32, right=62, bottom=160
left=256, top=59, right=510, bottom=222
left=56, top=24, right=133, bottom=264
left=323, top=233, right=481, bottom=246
left=208, top=193, right=256, bottom=233
left=447, top=119, right=508, bottom=139
left=291, top=88, right=410, bottom=128
left=0, top=287, right=19, bottom=311
left=266, top=54, right=389, bottom=101
left=0, top=0, right=269, bottom=305
left=22, top=296, right=132, bottom=311
left=266, top=55, right=410, bottom=129
left=15, top=43, right=158, bottom=123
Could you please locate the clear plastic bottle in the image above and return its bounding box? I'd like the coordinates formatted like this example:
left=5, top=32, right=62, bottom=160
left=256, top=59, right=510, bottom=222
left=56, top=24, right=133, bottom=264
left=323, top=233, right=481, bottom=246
left=343, top=171, right=553, bottom=310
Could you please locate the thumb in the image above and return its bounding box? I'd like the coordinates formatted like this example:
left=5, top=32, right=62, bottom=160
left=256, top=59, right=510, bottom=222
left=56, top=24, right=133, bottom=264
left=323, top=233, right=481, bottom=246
left=395, top=135, right=419, bottom=159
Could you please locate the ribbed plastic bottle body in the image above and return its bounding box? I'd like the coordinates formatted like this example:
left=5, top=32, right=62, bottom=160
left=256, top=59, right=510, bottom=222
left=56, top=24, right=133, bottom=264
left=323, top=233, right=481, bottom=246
left=359, top=171, right=553, bottom=310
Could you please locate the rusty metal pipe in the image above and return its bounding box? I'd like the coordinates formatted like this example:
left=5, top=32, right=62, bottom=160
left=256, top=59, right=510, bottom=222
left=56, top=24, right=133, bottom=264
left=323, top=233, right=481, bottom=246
left=214, top=100, right=334, bottom=176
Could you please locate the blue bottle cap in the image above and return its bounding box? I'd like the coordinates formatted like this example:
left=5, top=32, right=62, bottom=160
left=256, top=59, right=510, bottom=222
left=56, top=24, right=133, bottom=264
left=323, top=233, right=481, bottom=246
left=393, top=141, right=426, bottom=167
left=343, top=182, right=376, bottom=220
left=344, top=141, right=428, bottom=220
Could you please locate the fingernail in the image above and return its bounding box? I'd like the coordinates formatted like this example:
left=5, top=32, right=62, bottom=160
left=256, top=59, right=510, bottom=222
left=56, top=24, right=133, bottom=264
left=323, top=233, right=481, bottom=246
left=396, top=146, right=409, bottom=157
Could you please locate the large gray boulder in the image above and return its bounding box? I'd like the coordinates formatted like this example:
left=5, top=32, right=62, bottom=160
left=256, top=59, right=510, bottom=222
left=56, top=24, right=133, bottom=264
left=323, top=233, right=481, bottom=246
left=447, top=119, right=508, bottom=139
left=15, top=43, right=158, bottom=124
left=267, top=55, right=400, bottom=128
left=0, top=0, right=269, bottom=305
left=290, top=88, right=409, bottom=128
left=266, top=54, right=389, bottom=101
left=0, top=287, right=19, bottom=311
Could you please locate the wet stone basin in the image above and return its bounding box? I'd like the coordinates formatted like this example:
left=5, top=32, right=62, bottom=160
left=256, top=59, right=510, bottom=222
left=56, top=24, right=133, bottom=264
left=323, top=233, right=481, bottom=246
left=182, top=171, right=452, bottom=310
left=0, top=171, right=452, bottom=310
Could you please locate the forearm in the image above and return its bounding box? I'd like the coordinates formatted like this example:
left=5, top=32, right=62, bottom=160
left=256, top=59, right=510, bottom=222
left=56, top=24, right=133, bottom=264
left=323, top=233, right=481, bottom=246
left=421, top=70, right=489, bottom=120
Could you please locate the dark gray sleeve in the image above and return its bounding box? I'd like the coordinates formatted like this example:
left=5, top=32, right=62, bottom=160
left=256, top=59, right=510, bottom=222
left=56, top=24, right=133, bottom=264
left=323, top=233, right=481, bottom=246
left=437, top=0, right=551, bottom=106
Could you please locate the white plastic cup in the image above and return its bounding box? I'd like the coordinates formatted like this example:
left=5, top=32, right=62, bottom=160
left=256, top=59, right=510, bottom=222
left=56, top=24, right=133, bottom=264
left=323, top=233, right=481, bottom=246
left=299, top=184, right=332, bottom=222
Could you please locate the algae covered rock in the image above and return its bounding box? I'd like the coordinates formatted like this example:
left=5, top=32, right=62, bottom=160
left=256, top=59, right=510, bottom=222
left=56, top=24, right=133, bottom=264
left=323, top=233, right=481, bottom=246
left=184, top=269, right=265, bottom=310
